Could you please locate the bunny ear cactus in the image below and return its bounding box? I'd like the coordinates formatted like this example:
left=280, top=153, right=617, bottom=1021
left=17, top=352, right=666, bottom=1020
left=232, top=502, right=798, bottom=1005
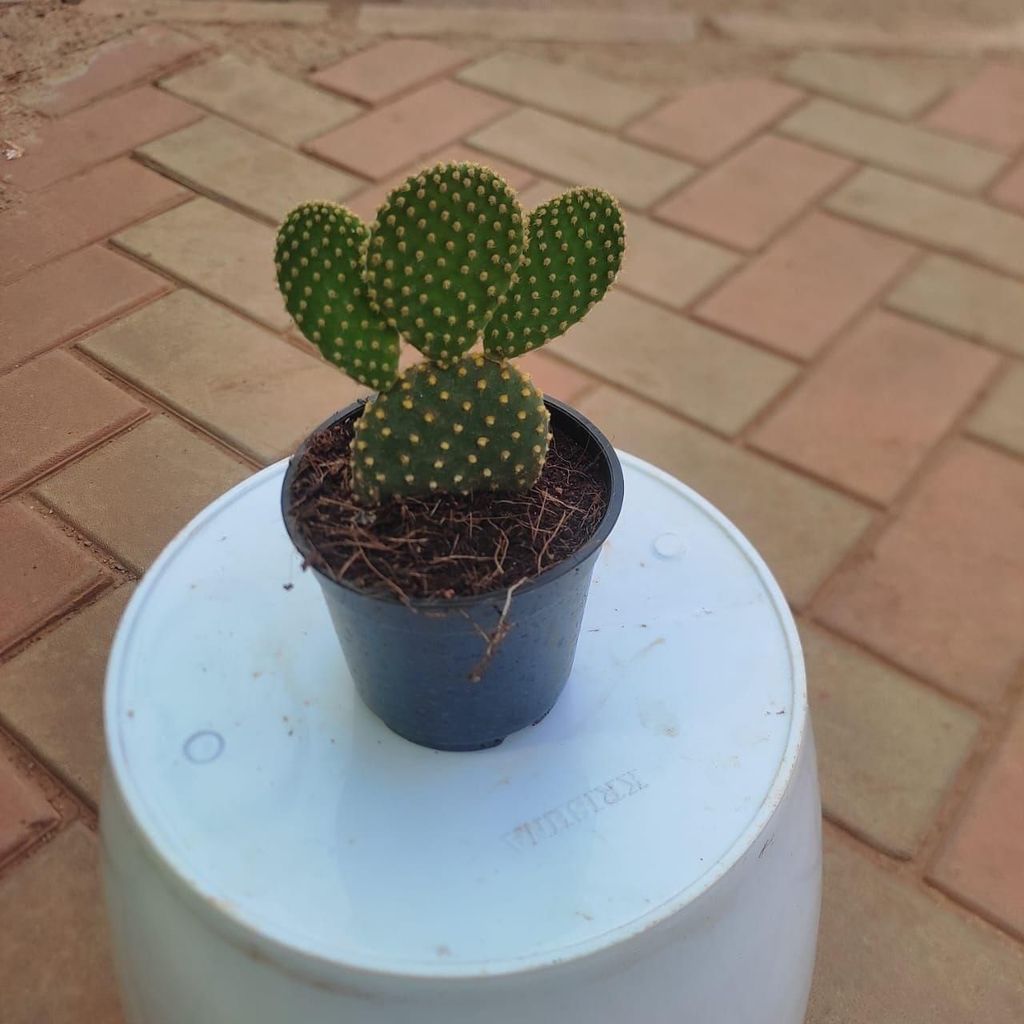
left=275, top=162, right=625, bottom=504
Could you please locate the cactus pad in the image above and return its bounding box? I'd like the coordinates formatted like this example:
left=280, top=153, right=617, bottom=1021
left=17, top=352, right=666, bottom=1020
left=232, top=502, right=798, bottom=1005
left=351, top=354, right=550, bottom=502
left=484, top=187, right=624, bottom=359
left=275, top=202, right=399, bottom=390
left=364, top=163, right=525, bottom=366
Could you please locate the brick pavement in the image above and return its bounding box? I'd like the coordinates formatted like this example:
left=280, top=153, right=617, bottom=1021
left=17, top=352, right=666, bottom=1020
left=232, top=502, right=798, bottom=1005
left=0, top=34, right=1022, bottom=1022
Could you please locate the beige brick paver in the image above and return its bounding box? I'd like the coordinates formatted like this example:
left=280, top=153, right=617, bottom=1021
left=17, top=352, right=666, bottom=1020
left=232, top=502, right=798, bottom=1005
left=113, top=196, right=288, bottom=331
left=0, top=501, right=107, bottom=656
left=801, top=621, right=978, bottom=858
left=0, top=758, right=58, bottom=864
left=358, top=5, right=697, bottom=44
left=458, top=52, right=658, bottom=130
left=0, top=351, right=147, bottom=497
left=696, top=211, right=915, bottom=359
left=0, top=587, right=133, bottom=804
left=0, top=159, right=190, bottom=286
left=968, top=362, right=1024, bottom=458
left=0, top=824, right=125, bottom=1024
left=469, top=107, right=694, bottom=208
left=752, top=311, right=999, bottom=503
left=991, top=155, right=1024, bottom=214
left=35, top=416, right=251, bottom=573
left=306, top=79, right=510, bottom=180
left=3, top=86, right=201, bottom=193
left=809, top=830, right=1024, bottom=1023
left=930, top=708, right=1024, bottom=939
left=137, top=117, right=363, bottom=224
left=555, top=291, right=798, bottom=435
left=311, top=39, right=468, bottom=104
left=624, top=78, right=803, bottom=164
left=925, top=64, right=1024, bottom=153
left=79, top=291, right=364, bottom=463
left=826, top=167, right=1024, bottom=278
left=618, top=213, right=741, bottom=310
left=815, top=440, right=1024, bottom=705
left=886, top=253, right=1024, bottom=357
left=0, top=247, right=169, bottom=374
left=514, top=178, right=571, bottom=211
left=577, top=387, right=873, bottom=606
left=783, top=51, right=949, bottom=118
left=780, top=99, right=1007, bottom=193
left=26, top=25, right=205, bottom=116
left=162, top=54, right=361, bottom=146
left=656, top=135, right=853, bottom=251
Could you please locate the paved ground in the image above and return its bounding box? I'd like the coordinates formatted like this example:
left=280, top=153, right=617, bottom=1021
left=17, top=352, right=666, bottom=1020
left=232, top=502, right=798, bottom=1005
left=1, top=10, right=1024, bottom=1022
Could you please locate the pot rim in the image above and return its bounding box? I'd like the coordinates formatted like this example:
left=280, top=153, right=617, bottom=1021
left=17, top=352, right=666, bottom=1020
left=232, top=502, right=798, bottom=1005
left=281, top=394, right=625, bottom=609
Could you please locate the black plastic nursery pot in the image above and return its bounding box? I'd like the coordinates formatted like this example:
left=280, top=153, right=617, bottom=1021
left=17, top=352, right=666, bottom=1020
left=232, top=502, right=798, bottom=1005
left=281, top=397, right=624, bottom=752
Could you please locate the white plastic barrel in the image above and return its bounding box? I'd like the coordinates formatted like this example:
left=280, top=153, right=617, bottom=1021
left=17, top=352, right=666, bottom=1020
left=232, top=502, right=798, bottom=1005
left=101, top=452, right=821, bottom=1023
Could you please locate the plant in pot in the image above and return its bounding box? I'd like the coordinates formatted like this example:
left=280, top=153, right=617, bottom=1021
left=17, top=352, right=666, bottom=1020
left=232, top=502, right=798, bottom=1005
left=277, top=161, right=626, bottom=752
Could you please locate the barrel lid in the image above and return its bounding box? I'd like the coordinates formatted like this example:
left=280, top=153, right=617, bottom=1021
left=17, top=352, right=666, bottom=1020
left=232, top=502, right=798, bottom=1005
left=105, top=454, right=805, bottom=978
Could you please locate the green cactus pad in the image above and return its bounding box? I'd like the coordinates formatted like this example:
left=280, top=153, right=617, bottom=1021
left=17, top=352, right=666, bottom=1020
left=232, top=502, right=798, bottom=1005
left=351, top=354, right=550, bottom=503
left=364, top=163, right=526, bottom=367
left=484, top=187, right=624, bottom=359
left=275, top=201, right=400, bottom=390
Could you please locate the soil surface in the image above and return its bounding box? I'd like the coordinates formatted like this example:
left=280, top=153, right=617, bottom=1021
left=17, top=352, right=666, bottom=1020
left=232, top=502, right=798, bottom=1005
left=286, top=411, right=610, bottom=601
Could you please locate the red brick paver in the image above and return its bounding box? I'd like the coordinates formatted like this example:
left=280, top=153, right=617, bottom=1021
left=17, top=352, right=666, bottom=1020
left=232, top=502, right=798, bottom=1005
left=306, top=79, right=509, bottom=179
left=625, top=77, right=803, bottom=164
left=27, top=25, right=205, bottom=115
left=815, top=440, right=1024, bottom=705
left=0, top=159, right=190, bottom=285
left=0, top=501, right=107, bottom=656
left=925, top=64, right=1024, bottom=153
left=751, top=311, right=999, bottom=502
left=655, top=135, right=853, bottom=250
left=0, top=757, right=58, bottom=864
left=311, top=38, right=468, bottom=104
left=0, top=824, right=126, bottom=1023
left=696, top=212, right=915, bottom=359
left=0, top=587, right=133, bottom=804
left=0, top=246, right=169, bottom=374
left=517, top=351, right=596, bottom=405
left=990, top=155, right=1024, bottom=214
left=3, top=86, right=201, bottom=193
left=931, top=708, right=1024, bottom=938
left=0, top=351, right=147, bottom=497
